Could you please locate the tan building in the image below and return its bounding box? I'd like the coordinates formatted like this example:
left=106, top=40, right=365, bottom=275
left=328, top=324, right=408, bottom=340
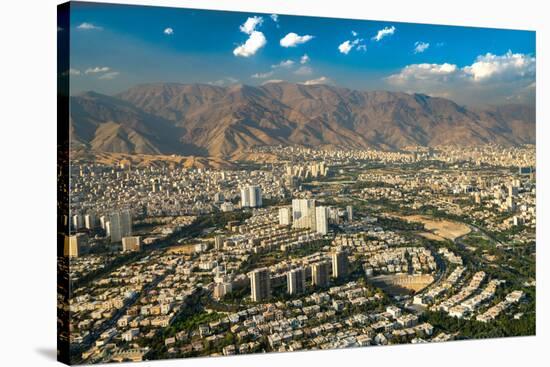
left=64, top=234, right=88, bottom=258
left=122, top=236, right=141, bottom=252
left=311, top=261, right=330, bottom=287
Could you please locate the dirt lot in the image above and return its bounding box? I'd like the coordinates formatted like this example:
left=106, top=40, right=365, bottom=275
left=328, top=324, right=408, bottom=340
left=167, top=244, right=196, bottom=254
left=399, top=215, right=471, bottom=241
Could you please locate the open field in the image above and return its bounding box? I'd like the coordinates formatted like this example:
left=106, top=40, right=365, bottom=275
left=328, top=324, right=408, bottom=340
left=394, top=215, right=471, bottom=241
left=417, top=232, right=447, bottom=241
left=167, top=244, right=196, bottom=255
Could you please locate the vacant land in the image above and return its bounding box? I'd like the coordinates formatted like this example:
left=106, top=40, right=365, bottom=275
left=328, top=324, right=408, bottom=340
left=395, top=215, right=471, bottom=241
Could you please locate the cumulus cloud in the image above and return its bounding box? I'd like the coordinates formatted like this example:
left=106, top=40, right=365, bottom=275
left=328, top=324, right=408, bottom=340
left=164, top=27, right=174, bottom=35
left=387, top=63, right=457, bottom=84
left=414, top=41, right=429, bottom=54
left=234, top=16, right=266, bottom=57
left=280, top=32, right=314, bottom=47
left=240, top=16, right=263, bottom=35
left=463, top=51, right=535, bottom=82
left=251, top=71, right=274, bottom=79
left=301, top=76, right=332, bottom=85
left=270, top=14, right=279, bottom=22
left=77, top=22, right=102, bottom=30
left=338, top=39, right=363, bottom=54
left=69, top=68, right=81, bottom=76
left=272, top=59, right=295, bottom=68
left=351, top=30, right=358, bottom=37
left=294, top=66, right=313, bottom=76
left=98, top=71, right=120, bottom=80
left=386, top=51, right=535, bottom=105
left=234, top=31, right=266, bottom=57
left=372, top=26, right=395, bottom=41
left=85, top=66, right=110, bottom=74
left=300, top=54, right=310, bottom=64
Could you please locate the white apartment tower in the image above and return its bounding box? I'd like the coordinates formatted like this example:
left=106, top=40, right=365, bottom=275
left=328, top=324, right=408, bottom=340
left=292, top=198, right=316, bottom=230
left=279, top=207, right=292, bottom=226
left=109, top=209, right=132, bottom=243
left=287, top=267, right=306, bottom=295
left=315, top=206, right=329, bottom=234
left=332, top=250, right=349, bottom=279
left=241, top=185, right=263, bottom=208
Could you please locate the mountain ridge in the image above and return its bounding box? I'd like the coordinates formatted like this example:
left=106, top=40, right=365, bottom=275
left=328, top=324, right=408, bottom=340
left=69, top=82, right=535, bottom=157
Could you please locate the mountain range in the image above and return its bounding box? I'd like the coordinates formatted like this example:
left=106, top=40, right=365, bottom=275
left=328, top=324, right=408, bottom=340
left=69, top=81, right=535, bottom=157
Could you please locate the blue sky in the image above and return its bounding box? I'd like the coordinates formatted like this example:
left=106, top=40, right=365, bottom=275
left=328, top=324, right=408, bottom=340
left=64, top=1, right=536, bottom=106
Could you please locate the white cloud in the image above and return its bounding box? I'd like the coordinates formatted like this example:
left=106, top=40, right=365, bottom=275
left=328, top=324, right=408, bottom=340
left=234, top=17, right=266, bottom=57
left=387, top=63, right=457, bottom=84
left=300, top=54, right=310, bottom=64
left=251, top=71, right=274, bottom=79
left=463, top=51, right=535, bottom=82
left=209, top=77, right=239, bottom=86
left=302, top=76, right=332, bottom=85
left=69, top=68, right=81, bottom=76
left=164, top=27, right=174, bottom=35
left=270, top=14, right=279, bottom=22
left=338, top=39, right=363, bottom=54
left=261, top=79, right=285, bottom=85
left=240, top=16, right=263, bottom=35
left=385, top=51, right=535, bottom=105
left=338, top=40, right=353, bottom=55
left=85, top=66, right=110, bottom=74
left=294, top=66, right=313, bottom=76
left=372, top=26, right=395, bottom=41
left=351, top=30, right=358, bottom=37
left=280, top=32, right=314, bottom=47
left=272, top=59, right=295, bottom=68
left=77, top=22, right=102, bottom=30
left=414, top=41, right=430, bottom=54
left=233, top=31, right=266, bottom=57
left=98, top=71, right=120, bottom=80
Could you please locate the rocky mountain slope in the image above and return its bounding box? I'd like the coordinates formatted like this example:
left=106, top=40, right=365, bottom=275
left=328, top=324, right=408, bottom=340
left=69, top=82, right=535, bottom=157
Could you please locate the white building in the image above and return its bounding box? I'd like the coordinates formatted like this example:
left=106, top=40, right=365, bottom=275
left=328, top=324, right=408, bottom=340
left=287, top=267, right=306, bottom=295
left=84, top=213, right=97, bottom=230
left=292, top=199, right=316, bottom=230
left=279, top=207, right=292, bottom=225
left=331, top=250, right=348, bottom=279
left=241, top=185, right=263, bottom=208
left=315, top=206, right=329, bottom=234
left=109, top=209, right=132, bottom=243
